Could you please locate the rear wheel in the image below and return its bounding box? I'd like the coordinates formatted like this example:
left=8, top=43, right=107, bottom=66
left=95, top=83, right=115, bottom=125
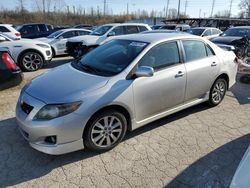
left=84, top=110, right=127, bottom=152
left=208, top=78, right=227, bottom=107
left=19, top=51, right=44, bottom=71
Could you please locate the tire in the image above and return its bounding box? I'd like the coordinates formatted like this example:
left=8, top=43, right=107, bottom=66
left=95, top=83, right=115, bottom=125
left=19, top=51, right=44, bottom=72
left=208, top=78, right=227, bottom=107
left=84, top=110, right=127, bottom=152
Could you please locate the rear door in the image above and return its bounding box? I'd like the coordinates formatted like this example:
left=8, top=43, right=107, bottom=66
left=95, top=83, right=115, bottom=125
left=56, top=31, right=77, bottom=54
left=181, top=40, right=220, bottom=102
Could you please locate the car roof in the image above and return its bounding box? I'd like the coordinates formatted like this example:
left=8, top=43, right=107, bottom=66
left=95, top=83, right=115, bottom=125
left=103, top=23, right=149, bottom=27
left=115, top=33, right=198, bottom=44
left=191, top=27, right=218, bottom=29
left=229, top=26, right=250, bottom=29
left=59, top=28, right=92, bottom=32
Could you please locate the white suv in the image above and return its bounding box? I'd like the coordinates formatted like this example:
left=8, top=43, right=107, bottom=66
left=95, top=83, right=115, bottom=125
left=66, top=23, right=151, bottom=58
left=0, top=24, right=21, bottom=39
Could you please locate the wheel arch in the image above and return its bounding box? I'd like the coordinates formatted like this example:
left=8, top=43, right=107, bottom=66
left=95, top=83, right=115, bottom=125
left=83, top=104, right=132, bottom=137
left=215, top=73, right=229, bottom=90
left=17, top=48, right=45, bottom=66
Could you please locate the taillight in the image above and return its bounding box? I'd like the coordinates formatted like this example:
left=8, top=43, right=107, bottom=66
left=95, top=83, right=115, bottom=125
left=2, top=52, right=17, bottom=69
left=15, top=32, right=21, bottom=37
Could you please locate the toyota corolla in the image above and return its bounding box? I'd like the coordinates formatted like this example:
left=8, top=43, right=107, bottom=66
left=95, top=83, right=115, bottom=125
left=16, top=33, right=238, bottom=155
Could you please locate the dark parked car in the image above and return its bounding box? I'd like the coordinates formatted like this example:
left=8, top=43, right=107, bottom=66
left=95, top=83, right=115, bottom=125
left=211, top=26, right=250, bottom=59
left=15, top=23, right=55, bottom=39
left=0, top=48, right=23, bottom=90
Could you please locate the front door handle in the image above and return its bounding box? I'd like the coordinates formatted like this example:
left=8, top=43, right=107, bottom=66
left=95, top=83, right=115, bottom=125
left=175, top=71, right=185, bottom=78
left=211, top=62, right=217, bottom=67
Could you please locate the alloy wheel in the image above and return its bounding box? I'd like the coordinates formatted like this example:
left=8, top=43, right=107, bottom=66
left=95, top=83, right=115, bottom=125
left=22, top=52, right=43, bottom=71
left=211, top=80, right=226, bottom=104
left=91, top=116, right=122, bottom=148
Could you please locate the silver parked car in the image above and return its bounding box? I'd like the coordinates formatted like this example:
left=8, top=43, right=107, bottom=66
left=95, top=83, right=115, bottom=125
left=38, top=28, right=91, bottom=57
left=16, top=33, right=238, bottom=155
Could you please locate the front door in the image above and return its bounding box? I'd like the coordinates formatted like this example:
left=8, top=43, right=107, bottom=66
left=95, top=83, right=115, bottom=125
left=132, top=41, right=187, bottom=122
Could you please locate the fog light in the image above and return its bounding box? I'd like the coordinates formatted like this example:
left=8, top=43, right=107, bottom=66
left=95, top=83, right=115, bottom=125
left=44, top=136, right=57, bottom=144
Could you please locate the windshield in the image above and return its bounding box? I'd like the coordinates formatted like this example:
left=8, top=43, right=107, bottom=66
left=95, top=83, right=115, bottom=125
left=47, top=30, right=64, bottom=38
left=90, top=25, right=112, bottom=36
left=222, top=28, right=250, bottom=37
left=75, top=39, right=148, bottom=76
left=187, top=28, right=205, bottom=36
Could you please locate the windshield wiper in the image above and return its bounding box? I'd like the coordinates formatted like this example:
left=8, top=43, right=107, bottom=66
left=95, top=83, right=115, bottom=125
left=78, top=63, right=100, bottom=74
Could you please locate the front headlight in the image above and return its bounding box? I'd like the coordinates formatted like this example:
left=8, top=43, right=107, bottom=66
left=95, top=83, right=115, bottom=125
left=35, top=101, right=82, bottom=120
left=36, top=43, right=51, bottom=48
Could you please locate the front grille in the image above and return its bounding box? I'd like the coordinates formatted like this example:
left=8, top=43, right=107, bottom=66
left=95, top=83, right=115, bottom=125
left=21, top=102, right=34, bottom=114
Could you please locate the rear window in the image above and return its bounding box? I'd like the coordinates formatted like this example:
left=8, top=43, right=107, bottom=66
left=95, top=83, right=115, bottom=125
left=0, top=26, right=10, bottom=32
left=138, top=26, right=148, bottom=32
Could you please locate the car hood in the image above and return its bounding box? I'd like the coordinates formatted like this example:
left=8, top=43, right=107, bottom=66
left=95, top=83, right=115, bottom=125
left=12, top=38, right=49, bottom=45
left=37, top=37, right=54, bottom=44
left=211, top=36, right=243, bottom=45
left=67, top=35, right=100, bottom=46
left=230, top=146, right=250, bottom=188
left=25, top=63, right=109, bottom=104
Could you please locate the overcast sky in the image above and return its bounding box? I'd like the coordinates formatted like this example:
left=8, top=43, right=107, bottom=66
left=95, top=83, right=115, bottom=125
left=0, top=0, right=242, bottom=18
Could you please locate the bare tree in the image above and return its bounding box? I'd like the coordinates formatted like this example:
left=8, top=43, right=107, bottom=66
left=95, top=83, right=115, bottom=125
left=17, top=0, right=25, bottom=12
left=239, top=0, right=250, bottom=18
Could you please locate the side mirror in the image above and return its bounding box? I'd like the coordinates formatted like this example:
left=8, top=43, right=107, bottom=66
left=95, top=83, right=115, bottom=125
left=0, top=36, right=6, bottom=41
left=134, top=66, right=154, bottom=78
left=58, top=36, right=64, bottom=40
left=107, top=31, right=116, bottom=37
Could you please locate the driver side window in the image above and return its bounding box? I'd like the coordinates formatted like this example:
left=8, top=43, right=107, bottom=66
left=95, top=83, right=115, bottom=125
left=110, top=26, right=125, bottom=36
left=139, top=41, right=180, bottom=70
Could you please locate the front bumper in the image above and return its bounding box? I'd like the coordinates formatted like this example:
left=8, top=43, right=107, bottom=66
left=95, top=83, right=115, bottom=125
left=16, top=92, right=85, bottom=155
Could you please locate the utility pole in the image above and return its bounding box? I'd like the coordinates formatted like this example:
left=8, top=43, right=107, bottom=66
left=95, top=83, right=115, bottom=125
left=184, top=0, right=188, bottom=16
left=103, top=0, right=106, bottom=16
left=229, top=0, right=233, bottom=18
left=42, top=0, right=45, bottom=15
left=177, top=0, right=181, bottom=20
left=166, top=0, right=170, bottom=18
left=127, top=3, right=129, bottom=18
left=210, top=0, right=215, bottom=17
left=199, top=8, right=201, bottom=18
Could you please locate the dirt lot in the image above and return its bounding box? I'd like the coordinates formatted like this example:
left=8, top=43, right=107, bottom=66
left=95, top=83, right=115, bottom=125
left=0, top=57, right=250, bottom=188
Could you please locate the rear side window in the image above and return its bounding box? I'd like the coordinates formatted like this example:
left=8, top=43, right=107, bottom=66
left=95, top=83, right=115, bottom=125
left=138, top=26, right=148, bottom=32
left=183, top=40, right=208, bottom=62
left=126, top=26, right=139, bottom=34
left=206, top=45, right=215, bottom=56
left=78, top=30, right=90, bottom=36
left=212, top=29, right=220, bottom=35
left=61, top=31, right=76, bottom=38
left=139, top=41, right=180, bottom=70
left=203, top=29, right=212, bottom=36
left=0, top=26, right=10, bottom=32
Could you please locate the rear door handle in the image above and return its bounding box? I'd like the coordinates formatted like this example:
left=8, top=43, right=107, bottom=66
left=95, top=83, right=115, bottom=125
left=211, top=62, right=217, bottom=67
left=175, top=71, right=185, bottom=77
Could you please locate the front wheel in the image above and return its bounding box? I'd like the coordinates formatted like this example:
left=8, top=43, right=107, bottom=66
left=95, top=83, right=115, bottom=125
left=84, top=110, right=127, bottom=152
left=208, top=78, right=227, bottom=107
left=19, top=51, right=44, bottom=71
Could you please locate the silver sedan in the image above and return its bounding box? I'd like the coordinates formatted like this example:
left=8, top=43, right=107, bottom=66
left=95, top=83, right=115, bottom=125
left=16, top=33, right=238, bottom=155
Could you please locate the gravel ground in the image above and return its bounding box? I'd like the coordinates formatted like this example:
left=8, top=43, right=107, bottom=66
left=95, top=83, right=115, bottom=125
left=0, top=57, right=250, bottom=188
